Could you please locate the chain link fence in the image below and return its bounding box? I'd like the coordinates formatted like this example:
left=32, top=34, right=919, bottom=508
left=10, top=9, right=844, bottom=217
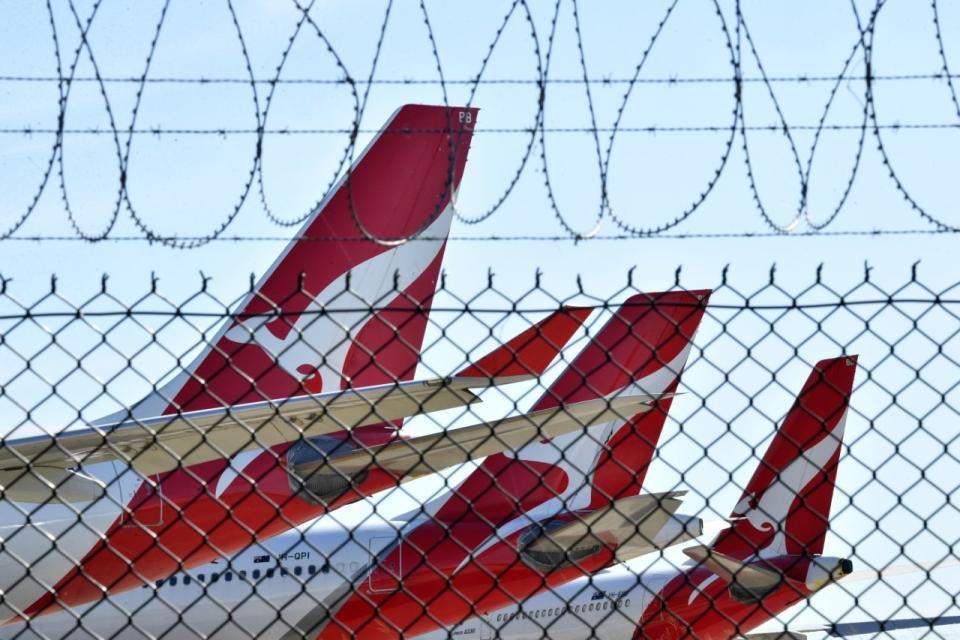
left=0, top=269, right=956, bottom=639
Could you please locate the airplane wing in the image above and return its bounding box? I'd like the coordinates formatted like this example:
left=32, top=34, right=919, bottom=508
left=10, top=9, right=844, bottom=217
left=0, top=375, right=529, bottom=482
left=683, top=544, right=784, bottom=597
left=521, top=491, right=690, bottom=569
left=740, top=561, right=960, bottom=639
left=289, top=393, right=673, bottom=480
left=807, top=616, right=960, bottom=638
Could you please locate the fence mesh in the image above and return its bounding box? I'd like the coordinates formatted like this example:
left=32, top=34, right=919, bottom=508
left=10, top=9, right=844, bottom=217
left=0, top=269, right=956, bottom=639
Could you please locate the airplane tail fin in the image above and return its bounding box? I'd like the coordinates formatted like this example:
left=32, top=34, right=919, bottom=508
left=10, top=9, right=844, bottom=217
left=432, top=289, right=711, bottom=526
left=712, top=356, right=858, bottom=560
left=115, top=105, right=477, bottom=420
left=535, top=289, right=711, bottom=511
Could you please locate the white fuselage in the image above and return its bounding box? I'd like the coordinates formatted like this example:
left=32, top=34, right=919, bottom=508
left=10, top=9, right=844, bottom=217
left=4, top=520, right=681, bottom=640
left=0, top=461, right=142, bottom=623
left=3, top=516, right=408, bottom=639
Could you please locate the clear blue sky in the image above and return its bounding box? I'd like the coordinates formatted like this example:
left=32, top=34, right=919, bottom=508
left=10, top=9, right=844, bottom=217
left=1, top=0, right=959, bottom=632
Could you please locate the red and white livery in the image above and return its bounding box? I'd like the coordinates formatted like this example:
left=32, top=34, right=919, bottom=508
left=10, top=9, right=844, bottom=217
left=303, top=289, right=712, bottom=639
left=0, top=105, right=604, bottom=623
left=2, top=291, right=713, bottom=640
left=449, top=355, right=860, bottom=640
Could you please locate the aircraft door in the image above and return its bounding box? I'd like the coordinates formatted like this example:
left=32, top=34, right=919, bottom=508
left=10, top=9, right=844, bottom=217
left=367, top=538, right=402, bottom=592
left=478, top=619, right=494, bottom=640
left=119, top=472, right=164, bottom=528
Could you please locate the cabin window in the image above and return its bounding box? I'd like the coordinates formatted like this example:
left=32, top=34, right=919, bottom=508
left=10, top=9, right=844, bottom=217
left=308, top=565, right=317, bottom=575
left=183, top=576, right=191, bottom=586
left=169, top=577, right=177, bottom=587
left=252, top=569, right=261, bottom=580
left=294, top=565, right=302, bottom=576
left=224, top=572, right=233, bottom=582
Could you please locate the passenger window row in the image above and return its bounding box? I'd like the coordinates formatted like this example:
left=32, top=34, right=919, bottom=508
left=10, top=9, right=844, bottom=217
left=144, top=562, right=332, bottom=589
left=494, top=598, right=631, bottom=623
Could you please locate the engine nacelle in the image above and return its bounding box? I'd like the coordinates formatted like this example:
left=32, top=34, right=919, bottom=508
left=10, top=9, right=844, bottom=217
left=286, top=436, right=367, bottom=506
left=518, top=519, right=601, bottom=572
left=518, top=511, right=704, bottom=572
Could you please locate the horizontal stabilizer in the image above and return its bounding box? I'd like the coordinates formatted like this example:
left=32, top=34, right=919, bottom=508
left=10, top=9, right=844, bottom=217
left=520, top=491, right=694, bottom=571
left=803, top=615, right=960, bottom=637
left=684, top=544, right=784, bottom=598
left=0, top=375, right=532, bottom=487
left=528, top=491, right=687, bottom=555
left=745, top=615, right=960, bottom=640
left=292, top=393, right=673, bottom=481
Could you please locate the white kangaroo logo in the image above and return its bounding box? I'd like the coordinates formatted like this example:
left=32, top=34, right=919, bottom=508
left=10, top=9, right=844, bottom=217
left=455, top=345, right=693, bottom=568
left=222, top=208, right=452, bottom=393
left=505, top=343, right=692, bottom=512
left=731, top=411, right=847, bottom=558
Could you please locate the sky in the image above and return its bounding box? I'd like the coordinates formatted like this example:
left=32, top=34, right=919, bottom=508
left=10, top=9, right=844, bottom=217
left=1, top=0, right=960, bottom=635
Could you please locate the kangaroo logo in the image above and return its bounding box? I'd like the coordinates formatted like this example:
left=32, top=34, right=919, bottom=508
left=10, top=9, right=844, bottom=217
left=503, top=343, right=692, bottom=512
left=731, top=412, right=847, bottom=558
left=222, top=208, right=452, bottom=393
left=456, top=344, right=693, bottom=567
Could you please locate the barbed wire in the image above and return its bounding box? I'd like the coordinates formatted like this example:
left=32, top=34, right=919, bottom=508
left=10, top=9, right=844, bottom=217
left=0, top=227, right=957, bottom=243
left=2, top=0, right=960, bottom=244
left=1, top=73, right=958, bottom=85
left=7, top=123, right=954, bottom=136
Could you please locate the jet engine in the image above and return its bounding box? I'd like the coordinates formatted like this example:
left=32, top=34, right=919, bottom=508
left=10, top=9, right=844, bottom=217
left=286, top=436, right=368, bottom=506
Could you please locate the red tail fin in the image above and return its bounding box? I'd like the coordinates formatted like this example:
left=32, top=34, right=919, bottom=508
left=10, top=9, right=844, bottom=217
left=116, top=105, right=477, bottom=419
left=432, top=290, right=711, bottom=525
left=713, top=356, right=858, bottom=559
left=569, top=291, right=712, bottom=509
